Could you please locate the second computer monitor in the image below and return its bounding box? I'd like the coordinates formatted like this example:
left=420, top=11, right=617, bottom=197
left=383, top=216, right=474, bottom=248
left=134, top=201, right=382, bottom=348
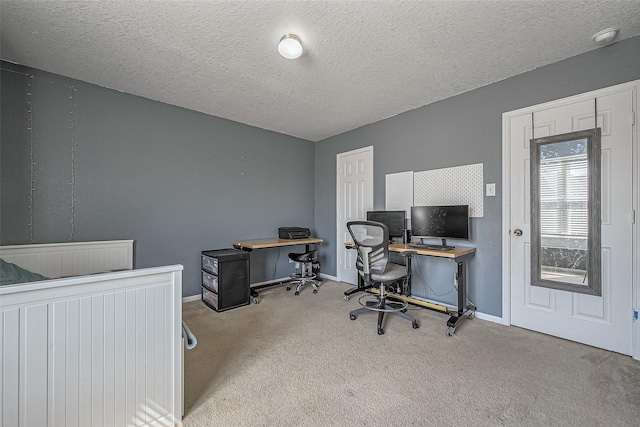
left=366, top=210, right=406, bottom=238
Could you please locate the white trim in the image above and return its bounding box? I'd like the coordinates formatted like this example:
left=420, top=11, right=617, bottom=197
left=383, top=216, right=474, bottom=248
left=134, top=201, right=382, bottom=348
left=182, top=294, right=201, bottom=303
left=250, top=276, right=291, bottom=288
left=474, top=311, right=503, bottom=325
left=336, top=146, right=374, bottom=283
left=502, top=79, right=640, bottom=360
left=501, top=109, right=513, bottom=326
left=633, top=83, right=639, bottom=362
left=409, top=294, right=503, bottom=324
left=319, top=272, right=339, bottom=281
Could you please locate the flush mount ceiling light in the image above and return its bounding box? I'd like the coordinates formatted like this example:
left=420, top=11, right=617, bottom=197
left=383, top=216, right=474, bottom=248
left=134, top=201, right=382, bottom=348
left=592, top=27, right=619, bottom=46
left=278, top=34, right=303, bottom=59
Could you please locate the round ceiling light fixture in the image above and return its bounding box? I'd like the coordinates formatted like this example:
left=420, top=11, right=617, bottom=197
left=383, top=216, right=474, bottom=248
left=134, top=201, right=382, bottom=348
left=278, top=34, right=303, bottom=59
left=592, top=27, right=619, bottom=46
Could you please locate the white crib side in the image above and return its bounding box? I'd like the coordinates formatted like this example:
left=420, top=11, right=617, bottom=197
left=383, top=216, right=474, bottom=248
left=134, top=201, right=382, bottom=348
left=0, top=265, right=184, bottom=427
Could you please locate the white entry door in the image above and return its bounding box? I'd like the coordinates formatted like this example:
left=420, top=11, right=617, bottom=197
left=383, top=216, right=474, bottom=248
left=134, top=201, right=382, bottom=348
left=336, top=146, right=373, bottom=284
left=507, top=85, right=635, bottom=355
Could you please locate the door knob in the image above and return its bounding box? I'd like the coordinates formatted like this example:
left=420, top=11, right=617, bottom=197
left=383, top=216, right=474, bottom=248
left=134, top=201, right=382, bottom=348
left=513, top=229, right=523, bottom=236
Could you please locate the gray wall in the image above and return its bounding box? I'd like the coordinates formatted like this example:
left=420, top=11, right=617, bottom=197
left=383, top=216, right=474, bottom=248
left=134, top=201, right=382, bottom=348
left=314, top=36, right=640, bottom=317
left=1, top=61, right=316, bottom=297
left=3, top=37, right=639, bottom=313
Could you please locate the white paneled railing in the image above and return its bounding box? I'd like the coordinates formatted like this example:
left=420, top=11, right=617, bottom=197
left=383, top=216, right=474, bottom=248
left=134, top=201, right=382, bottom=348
left=0, top=266, right=183, bottom=427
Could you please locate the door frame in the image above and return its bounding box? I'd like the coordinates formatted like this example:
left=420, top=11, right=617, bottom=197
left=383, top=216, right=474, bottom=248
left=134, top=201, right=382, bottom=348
left=336, top=145, right=373, bottom=283
left=501, top=80, right=639, bottom=360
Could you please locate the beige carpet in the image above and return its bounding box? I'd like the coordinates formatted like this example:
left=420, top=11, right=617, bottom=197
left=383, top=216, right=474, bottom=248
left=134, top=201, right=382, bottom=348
left=182, top=280, right=640, bottom=426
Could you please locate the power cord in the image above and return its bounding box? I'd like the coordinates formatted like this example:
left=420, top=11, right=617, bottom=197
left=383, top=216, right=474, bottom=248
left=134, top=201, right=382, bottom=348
left=412, top=256, right=457, bottom=297
left=391, top=250, right=477, bottom=310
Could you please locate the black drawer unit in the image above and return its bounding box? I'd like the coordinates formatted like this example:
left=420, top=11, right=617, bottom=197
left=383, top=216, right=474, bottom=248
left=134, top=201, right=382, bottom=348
left=201, top=248, right=250, bottom=312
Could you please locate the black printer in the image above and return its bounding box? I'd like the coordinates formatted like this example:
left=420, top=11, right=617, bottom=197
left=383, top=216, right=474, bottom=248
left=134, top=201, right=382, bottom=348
left=278, top=227, right=311, bottom=239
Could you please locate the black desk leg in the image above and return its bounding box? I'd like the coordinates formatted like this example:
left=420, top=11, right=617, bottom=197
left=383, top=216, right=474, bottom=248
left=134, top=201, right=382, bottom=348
left=306, top=243, right=323, bottom=283
left=404, top=254, right=413, bottom=295
left=446, top=261, right=476, bottom=336
left=343, top=247, right=366, bottom=300
left=250, top=288, right=259, bottom=304
left=235, top=246, right=262, bottom=304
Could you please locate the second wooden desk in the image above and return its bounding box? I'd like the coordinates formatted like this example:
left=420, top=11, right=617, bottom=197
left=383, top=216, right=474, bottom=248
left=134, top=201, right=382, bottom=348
left=345, top=242, right=476, bottom=336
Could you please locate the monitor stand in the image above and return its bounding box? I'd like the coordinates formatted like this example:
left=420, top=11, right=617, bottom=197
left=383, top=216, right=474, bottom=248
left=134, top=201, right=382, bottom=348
left=420, top=238, right=454, bottom=251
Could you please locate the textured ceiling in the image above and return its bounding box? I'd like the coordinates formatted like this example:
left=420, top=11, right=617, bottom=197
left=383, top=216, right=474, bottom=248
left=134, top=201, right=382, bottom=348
left=2, top=1, right=640, bottom=142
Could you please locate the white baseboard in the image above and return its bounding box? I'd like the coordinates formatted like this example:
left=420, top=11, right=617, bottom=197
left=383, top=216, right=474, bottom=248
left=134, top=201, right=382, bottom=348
left=250, top=276, right=290, bottom=287
left=394, top=294, right=503, bottom=325
left=473, top=311, right=502, bottom=324
left=182, top=294, right=200, bottom=303
left=319, top=273, right=339, bottom=281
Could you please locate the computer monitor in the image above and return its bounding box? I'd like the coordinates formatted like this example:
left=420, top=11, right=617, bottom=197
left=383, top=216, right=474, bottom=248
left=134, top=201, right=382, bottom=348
left=366, top=210, right=406, bottom=239
left=410, top=205, right=469, bottom=248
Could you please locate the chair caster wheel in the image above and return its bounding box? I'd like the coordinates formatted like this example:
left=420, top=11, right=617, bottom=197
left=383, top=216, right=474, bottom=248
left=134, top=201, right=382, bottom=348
left=313, top=289, right=317, bottom=294
left=377, top=328, right=384, bottom=335
left=446, top=326, right=455, bottom=337
left=294, top=291, right=300, bottom=296
left=253, top=297, right=260, bottom=304
left=344, top=295, right=349, bottom=301
left=468, top=311, right=475, bottom=319
left=286, top=287, right=291, bottom=291
left=350, top=314, right=356, bottom=321
left=412, top=322, right=419, bottom=329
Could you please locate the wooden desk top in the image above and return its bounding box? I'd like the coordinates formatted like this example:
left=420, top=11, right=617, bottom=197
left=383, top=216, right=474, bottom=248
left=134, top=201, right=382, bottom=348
left=344, top=242, right=475, bottom=259
left=233, top=237, right=323, bottom=250
left=388, top=243, right=475, bottom=259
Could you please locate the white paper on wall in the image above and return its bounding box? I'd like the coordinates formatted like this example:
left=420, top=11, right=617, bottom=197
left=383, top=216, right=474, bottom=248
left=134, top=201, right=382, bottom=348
left=385, top=171, right=413, bottom=218
left=414, top=163, right=484, bottom=217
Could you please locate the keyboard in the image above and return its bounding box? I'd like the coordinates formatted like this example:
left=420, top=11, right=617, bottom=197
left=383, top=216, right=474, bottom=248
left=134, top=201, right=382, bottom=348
left=408, top=243, right=455, bottom=251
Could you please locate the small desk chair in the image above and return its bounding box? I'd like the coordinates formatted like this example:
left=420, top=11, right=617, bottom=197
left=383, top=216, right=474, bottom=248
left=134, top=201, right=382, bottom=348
left=286, top=250, right=319, bottom=295
left=347, top=221, right=419, bottom=335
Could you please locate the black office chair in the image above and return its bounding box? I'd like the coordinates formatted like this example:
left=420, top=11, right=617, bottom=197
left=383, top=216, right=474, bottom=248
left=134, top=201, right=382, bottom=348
left=347, top=221, right=419, bottom=335
left=286, top=250, right=319, bottom=295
